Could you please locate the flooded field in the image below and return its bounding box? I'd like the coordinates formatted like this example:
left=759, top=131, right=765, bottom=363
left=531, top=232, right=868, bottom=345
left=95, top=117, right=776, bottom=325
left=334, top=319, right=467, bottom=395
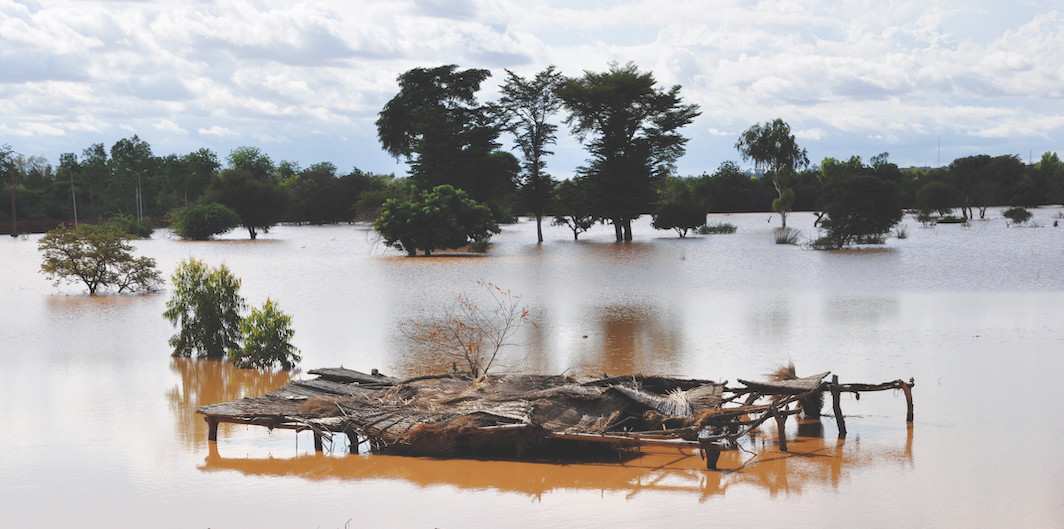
left=2, top=208, right=1062, bottom=528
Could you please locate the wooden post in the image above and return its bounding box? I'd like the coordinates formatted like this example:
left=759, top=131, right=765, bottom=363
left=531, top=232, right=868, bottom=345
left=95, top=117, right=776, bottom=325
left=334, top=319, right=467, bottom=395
left=346, top=431, right=359, bottom=454
left=830, top=375, right=846, bottom=438
left=313, top=432, right=324, bottom=453
left=903, top=378, right=915, bottom=423
left=702, top=443, right=722, bottom=470
left=205, top=416, right=219, bottom=442
left=771, top=406, right=787, bottom=452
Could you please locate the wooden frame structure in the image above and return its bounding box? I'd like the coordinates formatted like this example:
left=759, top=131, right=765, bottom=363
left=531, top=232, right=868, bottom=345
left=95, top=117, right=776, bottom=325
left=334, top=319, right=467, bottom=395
left=198, top=368, right=914, bottom=470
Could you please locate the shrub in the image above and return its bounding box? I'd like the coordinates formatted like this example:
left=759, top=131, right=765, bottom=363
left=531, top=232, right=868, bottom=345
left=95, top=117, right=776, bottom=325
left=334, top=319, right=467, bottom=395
left=169, top=203, right=241, bottom=240
left=774, top=227, right=800, bottom=245
left=103, top=214, right=155, bottom=238
left=232, top=299, right=301, bottom=370
left=1002, top=206, right=1033, bottom=226
left=698, top=222, right=737, bottom=234
left=163, top=258, right=244, bottom=359
left=809, top=235, right=842, bottom=250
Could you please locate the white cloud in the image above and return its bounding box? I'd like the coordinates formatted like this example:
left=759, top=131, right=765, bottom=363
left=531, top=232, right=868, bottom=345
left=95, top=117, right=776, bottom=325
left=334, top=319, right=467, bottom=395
left=153, top=119, right=187, bottom=134
left=198, top=126, right=238, bottom=137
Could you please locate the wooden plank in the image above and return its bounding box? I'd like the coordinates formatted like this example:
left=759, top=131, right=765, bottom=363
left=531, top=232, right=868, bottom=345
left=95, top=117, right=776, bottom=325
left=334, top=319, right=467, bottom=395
left=737, top=371, right=830, bottom=394
left=308, top=367, right=398, bottom=385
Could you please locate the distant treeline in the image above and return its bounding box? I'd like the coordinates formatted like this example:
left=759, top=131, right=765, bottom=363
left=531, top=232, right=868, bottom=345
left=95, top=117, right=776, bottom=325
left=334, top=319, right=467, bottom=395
left=2, top=137, right=1062, bottom=233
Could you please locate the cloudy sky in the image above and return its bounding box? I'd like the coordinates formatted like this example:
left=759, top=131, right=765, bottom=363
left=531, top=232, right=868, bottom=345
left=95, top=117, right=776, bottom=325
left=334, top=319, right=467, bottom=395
left=2, top=0, right=1062, bottom=178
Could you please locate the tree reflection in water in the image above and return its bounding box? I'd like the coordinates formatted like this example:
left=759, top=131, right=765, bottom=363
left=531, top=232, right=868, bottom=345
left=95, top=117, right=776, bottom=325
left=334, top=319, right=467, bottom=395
left=168, top=357, right=293, bottom=448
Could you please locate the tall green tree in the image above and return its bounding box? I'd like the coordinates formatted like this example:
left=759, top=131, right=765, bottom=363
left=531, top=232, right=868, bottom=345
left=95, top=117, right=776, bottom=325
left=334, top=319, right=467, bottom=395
left=557, top=62, right=700, bottom=241
left=109, top=135, right=155, bottom=221
left=497, top=66, right=564, bottom=243
left=163, top=258, right=245, bottom=359
left=551, top=177, right=595, bottom=240
left=735, top=118, right=809, bottom=227
left=376, top=65, right=516, bottom=215
left=819, top=173, right=904, bottom=248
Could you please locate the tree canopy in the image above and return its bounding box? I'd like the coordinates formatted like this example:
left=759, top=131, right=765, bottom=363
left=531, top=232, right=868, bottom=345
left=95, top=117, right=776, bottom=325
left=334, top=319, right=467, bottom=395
left=373, top=184, right=499, bottom=256
left=38, top=224, right=161, bottom=295
left=556, top=62, right=700, bottom=241
left=819, top=174, right=904, bottom=248
left=735, top=118, right=809, bottom=227
left=497, top=66, right=564, bottom=243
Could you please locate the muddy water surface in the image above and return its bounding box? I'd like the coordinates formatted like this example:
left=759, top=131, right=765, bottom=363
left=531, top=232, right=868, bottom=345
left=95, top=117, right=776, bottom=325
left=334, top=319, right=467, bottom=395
left=2, top=209, right=1063, bottom=528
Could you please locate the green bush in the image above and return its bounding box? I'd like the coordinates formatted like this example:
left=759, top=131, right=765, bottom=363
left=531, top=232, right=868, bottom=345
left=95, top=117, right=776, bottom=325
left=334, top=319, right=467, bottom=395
left=231, top=299, right=301, bottom=370
left=102, top=214, right=155, bottom=238
left=163, top=258, right=244, bottom=359
left=698, top=222, right=737, bottom=234
left=1002, top=206, right=1033, bottom=226
left=170, top=203, right=241, bottom=240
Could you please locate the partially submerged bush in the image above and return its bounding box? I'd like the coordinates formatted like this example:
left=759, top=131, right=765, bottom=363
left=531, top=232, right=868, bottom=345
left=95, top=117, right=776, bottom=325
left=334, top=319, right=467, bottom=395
left=232, top=299, right=301, bottom=370
left=169, top=203, right=241, bottom=240
left=39, top=224, right=162, bottom=295
left=774, top=227, right=800, bottom=245
left=1002, top=206, right=1033, bottom=226
left=698, top=222, right=737, bottom=234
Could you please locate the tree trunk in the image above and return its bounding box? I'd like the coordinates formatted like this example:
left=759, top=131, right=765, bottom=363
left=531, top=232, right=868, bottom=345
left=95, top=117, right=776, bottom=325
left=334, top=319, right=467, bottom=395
left=247, top=226, right=257, bottom=240
left=622, top=218, right=633, bottom=241
left=613, top=219, right=623, bottom=242
left=535, top=212, right=543, bottom=243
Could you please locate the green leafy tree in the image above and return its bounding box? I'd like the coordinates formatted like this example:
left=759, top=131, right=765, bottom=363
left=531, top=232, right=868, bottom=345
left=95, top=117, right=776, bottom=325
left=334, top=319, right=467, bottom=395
left=231, top=299, right=301, bottom=370
left=915, top=181, right=959, bottom=217
left=374, top=184, right=499, bottom=256
left=163, top=258, right=245, bottom=358
left=108, top=135, right=155, bottom=221
left=556, top=62, right=700, bottom=241
left=735, top=118, right=809, bottom=227
left=551, top=177, right=596, bottom=240
left=202, top=167, right=288, bottom=239
left=651, top=176, right=705, bottom=238
left=376, top=65, right=516, bottom=214
left=819, top=175, right=904, bottom=248
left=169, top=203, right=241, bottom=240
left=497, top=66, right=564, bottom=243
left=38, top=224, right=161, bottom=295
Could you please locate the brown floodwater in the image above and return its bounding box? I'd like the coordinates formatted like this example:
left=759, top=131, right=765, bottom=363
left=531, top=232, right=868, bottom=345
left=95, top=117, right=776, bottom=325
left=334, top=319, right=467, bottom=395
left=2, top=209, right=1063, bottom=528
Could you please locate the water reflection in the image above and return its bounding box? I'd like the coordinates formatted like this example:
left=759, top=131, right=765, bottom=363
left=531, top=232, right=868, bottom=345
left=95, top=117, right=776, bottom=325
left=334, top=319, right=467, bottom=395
left=573, top=304, right=684, bottom=375
left=200, top=420, right=913, bottom=501
left=168, top=358, right=292, bottom=447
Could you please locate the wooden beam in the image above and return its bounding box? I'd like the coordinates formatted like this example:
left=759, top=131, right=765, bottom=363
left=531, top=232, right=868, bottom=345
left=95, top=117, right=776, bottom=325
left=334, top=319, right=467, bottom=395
left=830, top=375, right=846, bottom=438
left=771, top=406, right=787, bottom=452
left=206, top=416, right=218, bottom=442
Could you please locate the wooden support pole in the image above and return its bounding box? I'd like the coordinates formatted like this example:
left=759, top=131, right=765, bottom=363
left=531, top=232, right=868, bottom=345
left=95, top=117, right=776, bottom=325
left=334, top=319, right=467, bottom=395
left=903, top=378, right=915, bottom=423
left=831, top=375, right=846, bottom=438
left=206, top=416, right=218, bottom=442
left=702, top=443, right=722, bottom=470
left=346, top=431, right=359, bottom=454
left=313, top=432, right=323, bottom=453
left=771, top=406, right=787, bottom=452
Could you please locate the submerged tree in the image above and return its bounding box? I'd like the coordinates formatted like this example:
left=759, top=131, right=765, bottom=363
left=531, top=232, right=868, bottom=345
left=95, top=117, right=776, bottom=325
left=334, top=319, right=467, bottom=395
left=374, top=184, right=498, bottom=256
left=735, top=118, right=809, bottom=228
left=169, top=203, right=241, bottom=240
left=232, top=298, right=301, bottom=370
left=819, top=174, right=904, bottom=248
left=497, top=66, right=564, bottom=243
left=551, top=177, right=595, bottom=240
left=401, top=281, right=539, bottom=377
left=557, top=62, right=700, bottom=241
left=39, top=224, right=161, bottom=295
left=163, top=258, right=245, bottom=359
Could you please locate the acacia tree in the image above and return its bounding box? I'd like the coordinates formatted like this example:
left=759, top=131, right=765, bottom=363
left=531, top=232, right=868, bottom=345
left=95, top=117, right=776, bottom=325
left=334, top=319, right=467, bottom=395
left=39, top=224, right=162, bottom=295
left=551, top=177, right=595, bottom=240
left=374, top=184, right=499, bottom=256
left=557, top=62, right=700, bottom=241
left=497, top=66, right=564, bottom=243
left=376, top=65, right=516, bottom=215
left=735, top=118, right=809, bottom=227
left=163, top=258, right=245, bottom=359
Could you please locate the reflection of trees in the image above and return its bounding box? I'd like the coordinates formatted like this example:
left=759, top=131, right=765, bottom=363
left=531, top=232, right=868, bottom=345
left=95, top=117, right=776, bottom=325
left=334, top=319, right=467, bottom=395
left=577, top=304, right=683, bottom=375
left=168, top=358, right=292, bottom=448
left=200, top=420, right=914, bottom=500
